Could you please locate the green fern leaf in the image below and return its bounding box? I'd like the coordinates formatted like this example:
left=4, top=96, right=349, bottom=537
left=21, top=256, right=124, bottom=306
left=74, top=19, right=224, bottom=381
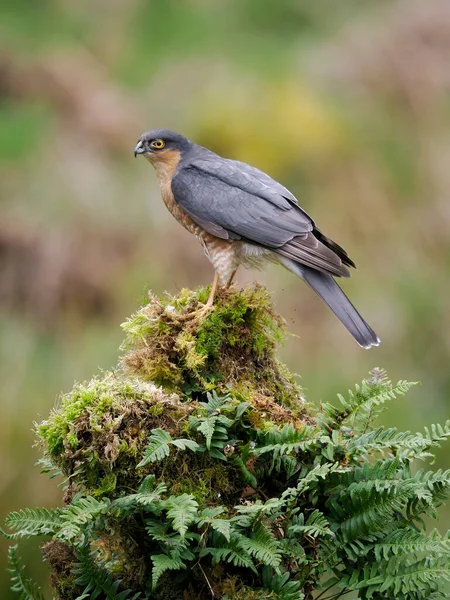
left=289, top=510, right=333, bottom=539
left=162, top=494, right=198, bottom=538
left=255, top=424, right=325, bottom=460
left=318, top=374, right=418, bottom=433
left=137, top=429, right=198, bottom=468
left=200, top=544, right=257, bottom=572
left=281, top=463, right=343, bottom=508
left=197, top=508, right=231, bottom=541
left=57, top=496, right=109, bottom=541
left=73, top=545, right=139, bottom=599
left=339, top=479, right=417, bottom=541
left=236, top=523, right=282, bottom=569
left=374, top=528, right=450, bottom=561
left=234, top=497, right=285, bottom=521
left=8, top=545, right=46, bottom=600
left=367, top=557, right=450, bottom=595
left=261, top=567, right=305, bottom=600
left=227, top=452, right=258, bottom=487
left=171, top=438, right=199, bottom=452
left=348, top=423, right=450, bottom=461
left=197, top=416, right=218, bottom=450
left=111, top=475, right=167, bottom=515
left=198, top=390, right=233, bottom=412
left=4, top=507, right=63, bottom=539
left=150, top=554, right=185, bottom=590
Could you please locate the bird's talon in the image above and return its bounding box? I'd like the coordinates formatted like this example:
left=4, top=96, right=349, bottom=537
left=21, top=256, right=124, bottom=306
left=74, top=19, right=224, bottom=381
left=171, top=302, right=214, bottom=322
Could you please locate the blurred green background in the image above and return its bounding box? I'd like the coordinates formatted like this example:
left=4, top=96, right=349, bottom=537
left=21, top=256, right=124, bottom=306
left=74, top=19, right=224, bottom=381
left=1, top=0, right=450, bottom=596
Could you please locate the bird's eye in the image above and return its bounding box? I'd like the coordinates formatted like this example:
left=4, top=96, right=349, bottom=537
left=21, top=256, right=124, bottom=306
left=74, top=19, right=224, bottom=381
left=151, top=139, right=165, bottom=149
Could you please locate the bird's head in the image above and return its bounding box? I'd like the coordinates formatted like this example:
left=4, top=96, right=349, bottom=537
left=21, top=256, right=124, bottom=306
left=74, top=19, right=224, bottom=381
left=134, top=129, right=191, bottom=170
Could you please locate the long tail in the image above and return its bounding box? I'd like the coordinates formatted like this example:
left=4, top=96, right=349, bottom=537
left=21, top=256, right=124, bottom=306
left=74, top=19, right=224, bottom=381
left=278, top=257, right=380, bottom=349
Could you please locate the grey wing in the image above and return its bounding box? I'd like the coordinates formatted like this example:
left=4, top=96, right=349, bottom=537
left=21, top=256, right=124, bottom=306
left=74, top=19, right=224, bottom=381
left=193, top=154, right=301, bottom=211
left=171, top=165, right=311, bottom=246
left=171, top=163, right=353, bottom=277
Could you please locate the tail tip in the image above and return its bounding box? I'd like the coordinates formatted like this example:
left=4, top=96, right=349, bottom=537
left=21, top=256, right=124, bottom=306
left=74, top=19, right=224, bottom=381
left=360, top=335, right=381, bottom=350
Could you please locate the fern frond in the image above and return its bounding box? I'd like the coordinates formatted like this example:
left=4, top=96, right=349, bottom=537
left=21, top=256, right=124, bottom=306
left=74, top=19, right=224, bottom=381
left=413, top=468, right=450, bottom=505
left=200, top=542, right=257, bottom=572
left=261, top=567, right=305, bottom=600
left=137, top=429, right=198, bottom=468
left=338, top=479, right=417, bottom=541
left=289, top=510, right=333, bottom=539
left=318, top=374, right=418, bottom=433
left=254, top=424, right=325, bottom=460
left=364, top=556, right=450, bottom=596
left=4, top=507, right=63, bottom=539
left=236, top=523, right=282, bottom=569
left=150, top=554, right=185, bottom=590
left=196, top=416, right=218, bottom=450
left=145, top=520, right=198, bottom=559
left=407, top=468, right=450, bottom=519
left=188, top=390, right=238, bottom=457
left=8, top=545, right=46, bottom=600
left=348, top=422, right=450, bottom=461
left=234, top=497, right=286, bottom=522
left=111, top=475, right=167, bottom=514
left=227, top=451, right=258, bottom=487
left=281, top=463, right=343, bottom=508
left=189, top=412, right=230, bottom=459
left=162, top=494, right=198, bottom=538
left=197, top=508, right=231, bottom=542
left=198, top=390, right=234, bottom=413
left=35, top=457, right=63, bottom=480
left=73, top=545, right=139, bottom=599
left=374, top=528, right=450, bottom=561
left=57, top=496, right=109, bottom=541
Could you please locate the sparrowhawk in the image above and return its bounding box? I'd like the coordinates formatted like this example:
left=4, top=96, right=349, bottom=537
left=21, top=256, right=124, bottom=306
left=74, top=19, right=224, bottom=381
left=134, top=129, right=379, bottom=349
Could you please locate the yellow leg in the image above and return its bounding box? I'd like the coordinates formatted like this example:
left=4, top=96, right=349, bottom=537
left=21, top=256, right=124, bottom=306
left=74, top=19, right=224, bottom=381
left=206, top=271, right=219, bottom=306
left=225, top=269, right=238, bottom=289
left=173, top=272, right=219, bottom=321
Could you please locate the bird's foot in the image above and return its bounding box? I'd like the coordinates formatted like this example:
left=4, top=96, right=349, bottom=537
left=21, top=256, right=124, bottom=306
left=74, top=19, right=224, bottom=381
left=171, top=301, right=214, bottom=322
left=196, top=301, right=215, bottom=319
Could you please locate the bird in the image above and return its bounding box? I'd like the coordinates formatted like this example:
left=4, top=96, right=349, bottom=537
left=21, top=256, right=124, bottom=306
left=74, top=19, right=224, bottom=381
left=134, top=129, right=379, bottom=349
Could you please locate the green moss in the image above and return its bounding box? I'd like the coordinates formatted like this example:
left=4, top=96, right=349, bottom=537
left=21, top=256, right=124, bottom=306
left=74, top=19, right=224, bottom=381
left=38, top=375, right=168, bottom=456
left=221, top=579, right=278, bottom=599
left=36, top=374, right=194, bottom=497
left=121, top=285, right=308, bottom=415
left=41, top=541, right=78, bottom=600
left=161, top=451, right=240, bottom=507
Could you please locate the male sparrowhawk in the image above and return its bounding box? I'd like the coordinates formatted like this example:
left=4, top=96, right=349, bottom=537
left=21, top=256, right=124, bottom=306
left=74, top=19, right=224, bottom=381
left=134, top=129, right=379, bottom=349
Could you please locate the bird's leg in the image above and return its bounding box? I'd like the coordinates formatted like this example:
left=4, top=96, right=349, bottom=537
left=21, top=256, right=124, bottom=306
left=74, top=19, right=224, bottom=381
left=174, top=272, right=218, bottom=321
left=205, top=271, right=219, bottom=307
left=193, top=271, right=219, bottom=318
left=224, top=269, right=238, bottom=289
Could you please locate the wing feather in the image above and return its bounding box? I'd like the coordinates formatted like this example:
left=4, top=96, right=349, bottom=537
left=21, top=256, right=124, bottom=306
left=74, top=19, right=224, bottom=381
left=171, top=156, right=354, bottom=278
left=172, top=166, right=312, bottom=247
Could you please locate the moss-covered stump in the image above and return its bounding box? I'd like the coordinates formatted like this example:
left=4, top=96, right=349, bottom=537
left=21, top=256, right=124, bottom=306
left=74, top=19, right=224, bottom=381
left=6, top=286, right=450, bottom=600
left=121, top=285, right=304, bottom=409
left=34, top=285, right=313, bottom=598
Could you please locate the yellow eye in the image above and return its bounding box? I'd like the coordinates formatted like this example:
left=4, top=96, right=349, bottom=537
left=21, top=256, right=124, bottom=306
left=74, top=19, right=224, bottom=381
left=151, top=139, right=165, bottom=149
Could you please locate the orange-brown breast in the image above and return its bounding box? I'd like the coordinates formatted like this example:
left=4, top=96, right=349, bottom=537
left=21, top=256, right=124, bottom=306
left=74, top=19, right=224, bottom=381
left=146, top=149, right=203, bottom=236
left=146, top=149, right=242, bottom=285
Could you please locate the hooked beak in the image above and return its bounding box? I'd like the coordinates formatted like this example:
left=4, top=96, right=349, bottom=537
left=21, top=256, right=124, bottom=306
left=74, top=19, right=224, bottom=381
left=134, top=141, right=146, bottom=157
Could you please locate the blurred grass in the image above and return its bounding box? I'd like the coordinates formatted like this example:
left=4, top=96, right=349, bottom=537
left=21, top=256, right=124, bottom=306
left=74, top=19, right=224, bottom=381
left=1, top=0, right=450, bottom=596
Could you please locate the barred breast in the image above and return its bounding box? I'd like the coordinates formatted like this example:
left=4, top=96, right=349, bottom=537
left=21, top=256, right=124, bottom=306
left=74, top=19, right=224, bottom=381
left=149, top=151, right=273, bottom=285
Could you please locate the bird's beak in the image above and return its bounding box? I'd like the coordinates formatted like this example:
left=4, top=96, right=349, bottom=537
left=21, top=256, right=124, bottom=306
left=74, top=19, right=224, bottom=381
left=134, top=141, right=145, bottom=157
